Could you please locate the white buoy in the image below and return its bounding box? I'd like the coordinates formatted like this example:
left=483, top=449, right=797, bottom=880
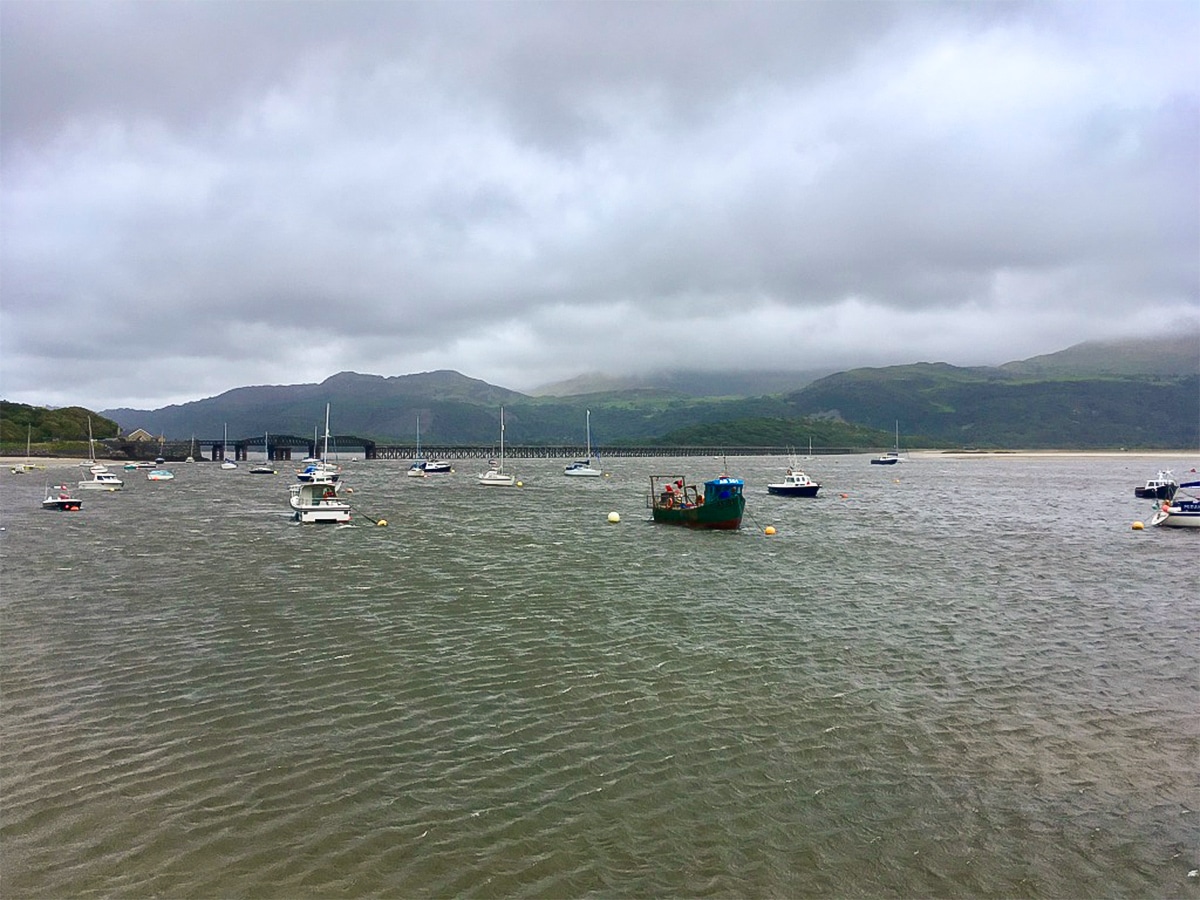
left=607, top=511, right=620, bottom=524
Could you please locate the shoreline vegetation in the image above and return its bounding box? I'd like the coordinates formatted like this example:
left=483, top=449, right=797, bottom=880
left=4, top=450, right=1197, bottom=469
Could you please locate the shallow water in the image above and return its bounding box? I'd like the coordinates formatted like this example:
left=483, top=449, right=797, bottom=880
left=2, top=453, right=1197, bottom=897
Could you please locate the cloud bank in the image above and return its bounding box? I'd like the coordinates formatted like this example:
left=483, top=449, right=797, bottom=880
left=2, top=0, right=1197, bottom=409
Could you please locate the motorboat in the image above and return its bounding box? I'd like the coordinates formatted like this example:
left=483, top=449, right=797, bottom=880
left=77, top=469, right=124, bottom=490
left=249, top=464, right=276, bottom=475
left=423, top=459, right=454, bottom=474
left=1134, top=470, right=1177, bottom=500
left=42, top=484, right=82, bottom=511
left=289, top=480, right=352, bottom=524
left=649, top=474, right=745, bottom=530
left=767, top=467, right=821, bottom=497
left=478, top=407, right=517, bottom=486
left=290, top=404, right=353, bottom=522
left=147, top=468, right=175, bottom=481
left=1149, top=480, right=1200, bottom=528
left=563, top=409, right=602, bottom=477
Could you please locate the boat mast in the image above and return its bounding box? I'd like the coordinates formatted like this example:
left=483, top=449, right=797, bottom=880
left=323, top=403, right=331, bottom=462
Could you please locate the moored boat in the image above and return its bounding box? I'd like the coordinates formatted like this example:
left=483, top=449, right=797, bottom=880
left=77, top=469, right=124, bottom=490
left=478, top=407, right=517, bottom=486
left=1134, top=470, right=1177, bottom=500
left=649, top=474, right=745, bottom=530
left=42, top=484, right=83, bottom=511
left=1149, top=480, right=1200, bottom=528
left=563, top=409, right=602, bottom=477
left=289, top=403, right=353, bottom=523
left=289, top=480, right=352, bottom=523
left=767, top=467, right=820, bottom=497
left=871, top=421, right=906, bottom=465
left=147, top=468, right=175, bottom=481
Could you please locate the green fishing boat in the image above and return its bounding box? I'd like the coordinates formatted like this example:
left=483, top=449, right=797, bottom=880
left=648, top=474, right=745, bottom=530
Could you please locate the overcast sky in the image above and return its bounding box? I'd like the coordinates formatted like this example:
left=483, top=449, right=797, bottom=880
left=2, top=0, right=1197, bottom=411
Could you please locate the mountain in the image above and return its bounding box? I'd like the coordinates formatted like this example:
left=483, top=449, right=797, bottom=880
left=531, top=369, right=830, bottom=397
left=1000, top=333, right=1198, bottom=377
left=92, top=337, right=1200, bottom=449
left=104, top=370, right=527, bottom=444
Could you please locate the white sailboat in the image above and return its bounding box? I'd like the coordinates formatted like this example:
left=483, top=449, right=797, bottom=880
left=563, top=409, right=602, bottom=477
left=79, top=417, right=103, bottom=469
left=407, top=415, right=428, bottom=477
left=220, top=423, right=238, bottom=469
left=478, top=407, right=517, bottom=486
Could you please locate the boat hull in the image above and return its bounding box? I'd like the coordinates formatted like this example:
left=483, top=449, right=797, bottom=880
left=77, top=478, right=123, bottom=490
left=1150, top=502, right=1200, bottom=528
left=870, top=457, right=900, bottom=465
left=43, top=498, right=82, bottom=511
left=564, top=465, right=602, bottom=477
left=1135, top=485, right=1176, bottom=500
left=652, top=497, right=745, bottom=529
left=767, top=484, right=819, bottom=497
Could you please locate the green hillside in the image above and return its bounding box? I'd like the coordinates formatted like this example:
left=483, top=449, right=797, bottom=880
left=785, top=365, right=1198, bottom=449
left=0, top=402, right=120, bottom=443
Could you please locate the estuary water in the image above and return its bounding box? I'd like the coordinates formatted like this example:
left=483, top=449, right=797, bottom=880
left=1, top=452, right=1197, bottom=898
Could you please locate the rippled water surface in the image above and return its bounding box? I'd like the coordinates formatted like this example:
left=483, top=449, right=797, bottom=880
left=2, top=453, right=1197, bottom=897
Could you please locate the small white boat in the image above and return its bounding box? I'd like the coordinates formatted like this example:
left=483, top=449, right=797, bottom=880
left=42, top=484, right=82, bottom=511
left=478, top=407, right=517, bottom=486
left=767, top=467, right=821, bottom=497
left=1149, top=480, right=1200, bottom=528
left=289, top=480, right=352, bottom=523
left=147, top=468, right=175, bottom=481
left=78, top=469, right=124, bottom=490
left=563, top=409, right=602, bottom=477
left=290, top=404, right=354, bottom=522
left=220, top=423, right=238, bottom=468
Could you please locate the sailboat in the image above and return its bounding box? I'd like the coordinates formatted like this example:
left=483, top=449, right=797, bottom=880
left=77, top=418, right=123, bottom=489
left=564, top=409, right=602, bottom=477
left=407, top=415, right=428, bottom=477
left=478, top=407, right=517, bottom=486
left=289, top=403, right=352, bottom=523
left=186, top=434, right=196, bottom=463
left=11, top=424, right=44, bottom=473
left=79, top=417, right=103, bottom=470
left=220, top=424, right=238, bottom=469
left=249, top=432, right=276, bottom=474
left=871, top=421, right=906, bottom=465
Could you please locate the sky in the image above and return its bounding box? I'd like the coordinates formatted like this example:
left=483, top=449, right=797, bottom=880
left=2, top=0, right=1197, bottom=411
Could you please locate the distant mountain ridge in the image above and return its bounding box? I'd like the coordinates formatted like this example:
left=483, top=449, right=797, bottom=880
left=94, top=335, right=1199, bottom=449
